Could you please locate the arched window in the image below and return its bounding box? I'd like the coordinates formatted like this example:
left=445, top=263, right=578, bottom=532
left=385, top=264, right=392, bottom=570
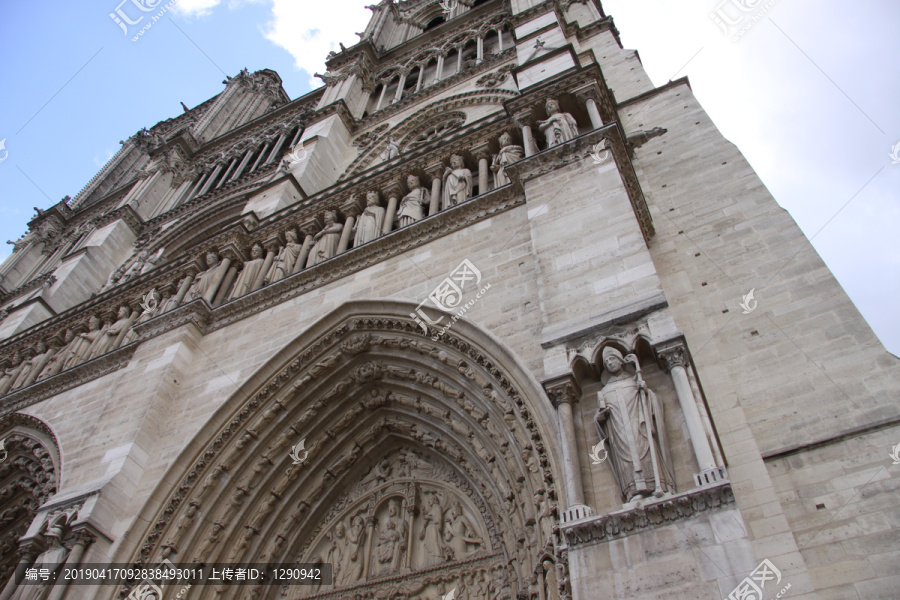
left=424, top=16, right=445, bottom=31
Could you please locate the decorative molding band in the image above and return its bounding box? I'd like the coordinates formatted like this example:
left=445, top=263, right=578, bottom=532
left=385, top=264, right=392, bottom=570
left=0, top=344, right=138, bottom=418
left=562, top=482, right=735, bottom=548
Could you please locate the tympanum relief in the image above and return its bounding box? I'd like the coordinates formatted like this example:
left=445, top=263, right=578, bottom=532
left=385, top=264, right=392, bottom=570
left=299, top=448, right=495, bottom=600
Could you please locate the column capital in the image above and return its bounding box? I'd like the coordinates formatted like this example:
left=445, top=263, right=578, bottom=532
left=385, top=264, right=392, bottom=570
left=299, top=217, right=323, bottom=237
left=425, top=161, right=446, bottom=180
left=471, top=141, right=492, bottom=161
left=340, top=195, right=365, bottom=218
left=382, top=180, right=404, bottom=200
left=656, top=339, right=690, bottom=372
left=573, top=83, right=602, bottom=103
left=541, top=372, right=582, bottom=408
left=513, top=108, right=535, bottom=128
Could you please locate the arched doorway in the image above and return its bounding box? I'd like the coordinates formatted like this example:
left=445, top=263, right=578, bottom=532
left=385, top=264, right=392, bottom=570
left=125, top=302, right=569, bottom=600
left=0, top=415, right=60, bottom=589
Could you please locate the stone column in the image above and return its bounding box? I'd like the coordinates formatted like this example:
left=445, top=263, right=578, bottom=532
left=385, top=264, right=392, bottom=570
left=393, top=74, right=406, bottom=103
left=264, top=132, right=288, bottom=165
left=472, top=143, right=492, bottom=195
left=0, top=542, right=40, bottom=600
left=415, top=66, right=424, bottom=93
left=213, top=265, right=238, bottom=306
left=216, top=157, right=239, bottom=189
left=426, top=162, right=444, bottom=216
left=252, top=242, right=279, bottom=290
left=476, top=37, right=484, bottom=64
left=204, top=253, right=232, bottom=305
left=229, top=148, right=255, bottom=182
left=337, top=204, right=361, bottom=253
left=173, top=273, right=195, bottom=305
left=575, top=87, right=604, bottom=130
left=362, top=517, right=376, bottom=580
left=375, top=83, right=389, bottom=111
left=45, top=530, right=95, bottom=600
left=542, top=373, right=588, bottom=510
left=657, top=341, right=718, bottom=475
left=198, top=163, right=223, bottom=196
left=382, top=181, right=403, bottom=235
left=514, top=110, right=538, bottom=157
left=249, top=142, right=272, bottom=173
left=434, top=56, right=445, bottom=83
left=294, top=219, right=321, bottom=274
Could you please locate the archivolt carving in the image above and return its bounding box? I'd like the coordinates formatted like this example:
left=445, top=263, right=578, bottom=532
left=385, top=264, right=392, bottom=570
left=123, top=307, right=564, bottom=600
left=0, top=415, right=60, bottom=587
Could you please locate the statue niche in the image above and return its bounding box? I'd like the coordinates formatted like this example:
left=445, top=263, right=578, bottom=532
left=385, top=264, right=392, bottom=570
left=594, top=346, right=675, bottom=502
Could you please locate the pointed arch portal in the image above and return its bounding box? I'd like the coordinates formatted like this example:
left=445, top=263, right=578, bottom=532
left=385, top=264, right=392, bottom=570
left=127, top=301, right=567, bottom=600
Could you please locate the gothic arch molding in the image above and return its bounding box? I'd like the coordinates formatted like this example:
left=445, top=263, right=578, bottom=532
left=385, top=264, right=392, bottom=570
left=0, top=414, right=61, bottom=587
left=121, top=301, right=568, bottom=600
left=346, top=89, right=517, bottom=179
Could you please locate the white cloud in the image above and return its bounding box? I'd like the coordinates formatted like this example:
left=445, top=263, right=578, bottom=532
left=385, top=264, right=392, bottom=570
left=262, top=0, right=372, bottom=86
left=172, top=0, right=224, bottom=18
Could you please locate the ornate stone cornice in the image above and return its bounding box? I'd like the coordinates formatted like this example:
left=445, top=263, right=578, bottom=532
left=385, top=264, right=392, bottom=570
left=541, top=372, right=581, bottom=408
left=562, top=482, right=734, bottom=548
left=0, top=344, right=137, bottom=417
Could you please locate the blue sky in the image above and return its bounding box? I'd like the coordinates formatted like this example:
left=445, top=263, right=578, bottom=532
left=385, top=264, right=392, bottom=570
left=0, top=0, right=897, bottom=355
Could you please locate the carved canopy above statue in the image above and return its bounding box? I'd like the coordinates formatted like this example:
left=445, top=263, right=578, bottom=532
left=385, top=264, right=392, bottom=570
left=122, top=301, right=568, bottom=600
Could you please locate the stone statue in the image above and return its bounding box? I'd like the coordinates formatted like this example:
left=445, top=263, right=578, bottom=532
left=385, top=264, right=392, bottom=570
left=89, top=306, right=135, bottom=357
left=443, top=501, right=481, bottom=560
left=13, top=341, right=55, bottom=389
left=326, top=522, right=349, bottom=585
left=120, top=250, right=150, bottom=282
left=187, top=251, right=222, bottom=301
left=353, top=191, right=386, bottom=246
left=419, top=493, right=445, bottom=566
left=306, top=211, right=343, bottom=268
left=66, top=316, right=104, bottom=367
left=265, top=230, right=303, bottom=283
left=441, top=154, right=473, bottom=209
left=376, top=499, right=407, bottom=572
left=397, top=175, right=430, bottom=227
left=491, top=132, right=524, bottom=187
left=230, top=243, right=266, bottom=299
left=0, top=353, right=24, bottom=396
left=537, top=98, right=579, bottom=148
left=382, top=135, right=400, bottom=161
left=342, top=515, right=366, bottom=585
left=38, top=330, right=76, bottom=379
left=99, top=266, right=126, bottom=292
left=594, top=347, right=674, bottom=502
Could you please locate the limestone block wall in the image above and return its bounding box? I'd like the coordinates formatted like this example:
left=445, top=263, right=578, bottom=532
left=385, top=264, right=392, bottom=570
left=568, top=507, right=760, bottom=600
left=767, top=425, right=900, bottom=599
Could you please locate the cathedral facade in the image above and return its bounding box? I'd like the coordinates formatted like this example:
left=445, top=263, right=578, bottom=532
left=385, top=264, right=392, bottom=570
left=0, top=1, right=898, bottom=599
